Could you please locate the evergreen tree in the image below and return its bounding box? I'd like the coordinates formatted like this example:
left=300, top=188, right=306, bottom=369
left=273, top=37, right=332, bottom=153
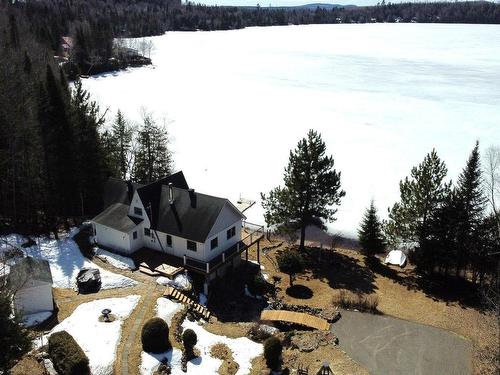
left=358, top=200, right=386, bottom=258
left=110, top=110, right=133, bottom=179
left=276, top=250, right=304, bottom=286
left=261, top=130, right=345, bottom=250
left=0, top=288, right=31, bottom=373
left=454, top=142, right=486, bottom=277
left=132, top=113, right=172, bottom=184
left=386, top=149, right=451, bottom=245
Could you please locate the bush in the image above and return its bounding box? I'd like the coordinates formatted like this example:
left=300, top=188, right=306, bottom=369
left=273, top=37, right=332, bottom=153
left=141, top=318, right=171, bottom=353
left=248, top=274, right=268, bottom=296
left=331, top=289, right=379, bottom=313
left=182, top=329, right=197, bottom=351
left=263, top=336, right=282, bottom=371
left=48, top=331, right=90, bottom=375
left=277, top=250, right=304, bottom=286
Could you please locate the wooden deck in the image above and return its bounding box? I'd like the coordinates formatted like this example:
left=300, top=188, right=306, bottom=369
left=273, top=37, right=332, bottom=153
left=163, top=286, right=211, bottom=320
left=260, top=310, right=331, bottom=331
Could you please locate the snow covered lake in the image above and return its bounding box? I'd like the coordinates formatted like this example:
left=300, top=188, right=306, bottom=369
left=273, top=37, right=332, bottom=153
left=81, top=24, right=500, bottom=237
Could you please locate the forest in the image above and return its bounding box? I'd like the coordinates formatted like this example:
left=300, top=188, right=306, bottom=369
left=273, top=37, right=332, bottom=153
left=4, top=0, right=500, bottom=75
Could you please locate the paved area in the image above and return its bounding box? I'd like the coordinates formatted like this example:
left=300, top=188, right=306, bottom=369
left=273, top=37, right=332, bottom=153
left=332, top=310, right=472, bottom=375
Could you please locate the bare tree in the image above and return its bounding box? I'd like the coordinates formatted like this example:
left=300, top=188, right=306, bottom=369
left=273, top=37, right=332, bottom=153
left=483, top=145, right=500, bottom=237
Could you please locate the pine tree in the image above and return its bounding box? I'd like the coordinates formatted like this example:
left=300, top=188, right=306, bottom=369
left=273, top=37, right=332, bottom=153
left=0, top=288, right=31, bottom=373
left=132, top=113, right=172, bottom=184
left=358, top=200, right=386, bottom=258
left=386, top=149, right=451, bottom=245
left=454, top=142, right=486, bottom=277
left=110, top=110, right=133, bottom=179
left=261, top=130, right=345, bottom=250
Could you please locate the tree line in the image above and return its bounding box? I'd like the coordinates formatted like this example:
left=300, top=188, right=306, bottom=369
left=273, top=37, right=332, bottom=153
left=0, top=5, right=173, bottom=235
left=5, top=0, right=500, bottom=75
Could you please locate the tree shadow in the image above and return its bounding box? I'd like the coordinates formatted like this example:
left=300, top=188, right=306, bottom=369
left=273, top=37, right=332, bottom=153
left=367, top=256, right=482, bottom=308
left=208, top=262, right=268, bottom=323
left=286, top=284, right=313, bottom=299
left=297, top=246, right=377, bottom=295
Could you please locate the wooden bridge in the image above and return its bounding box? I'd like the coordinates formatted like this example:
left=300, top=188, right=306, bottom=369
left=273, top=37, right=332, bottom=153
left=163, top=286, right=211, bottom=320
left=260, top=310, right=330, bottom=331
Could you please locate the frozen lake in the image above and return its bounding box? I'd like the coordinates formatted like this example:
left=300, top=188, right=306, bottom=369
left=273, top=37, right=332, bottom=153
left=82, top=24, right=500, bottom=238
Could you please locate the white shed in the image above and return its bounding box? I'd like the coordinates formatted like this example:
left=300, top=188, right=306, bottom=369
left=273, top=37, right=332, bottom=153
left=8, top=257, right=54, bottom=316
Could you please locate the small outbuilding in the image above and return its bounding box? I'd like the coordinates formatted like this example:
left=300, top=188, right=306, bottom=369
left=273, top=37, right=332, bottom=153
left=8, top=257, right=54, bottom=316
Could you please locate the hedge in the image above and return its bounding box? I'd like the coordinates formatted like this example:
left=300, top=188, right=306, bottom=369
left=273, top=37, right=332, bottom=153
left=48, top=331, right=90, bottom=375
left=141, top=317, right=171, bottom=353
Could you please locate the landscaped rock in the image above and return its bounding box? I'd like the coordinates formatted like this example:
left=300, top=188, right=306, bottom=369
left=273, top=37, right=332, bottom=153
left=320, top=307, right=341, bottom=323
left=290, top=331, right=338, bottom=352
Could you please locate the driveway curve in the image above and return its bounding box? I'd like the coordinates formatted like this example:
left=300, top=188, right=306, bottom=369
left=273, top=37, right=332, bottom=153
left=332, top=310, right=471, bottom=375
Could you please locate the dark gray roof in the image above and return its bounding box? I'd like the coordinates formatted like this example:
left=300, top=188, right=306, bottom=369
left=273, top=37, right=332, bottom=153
left=8, top=257, right=52, bottom=289
left=102, top=178, right=143, bottom=208
left=93, top=203, right=143, bottom=233
left=153, top=186, right=233, bottom=243
left=136, top=171, right=189, bottom=207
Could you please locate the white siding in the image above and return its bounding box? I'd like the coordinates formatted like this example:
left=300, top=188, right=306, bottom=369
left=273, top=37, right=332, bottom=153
left=94, top=222, right=132, bottom=254
left=128, top=191, right=148, bottom=221
left=207, top=202, right=244, bottom=238
left=149, top=230, right=205, bottom=261
left=205, top=220, right=242, bottom=261
left=14, top=284, right=53, bottom=315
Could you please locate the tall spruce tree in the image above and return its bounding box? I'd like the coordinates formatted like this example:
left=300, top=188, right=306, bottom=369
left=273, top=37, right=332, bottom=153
left=261, top=130, right=345, bottom=250
left=386, top=149, right=451, bottom=245
left=132, top=113, right=172, bottom=184
left=110, top=110, right=133, bottom=179
left=358, top=200, right=386, bottom=258
left=454, top=142, right=486, bottom=277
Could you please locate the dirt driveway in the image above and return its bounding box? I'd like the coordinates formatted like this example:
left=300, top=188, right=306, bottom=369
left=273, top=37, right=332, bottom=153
left=332, top=310, right=472, bottom=375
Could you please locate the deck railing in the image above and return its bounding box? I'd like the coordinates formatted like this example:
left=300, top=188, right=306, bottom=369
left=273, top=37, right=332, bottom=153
left=183, top=222, right=264, bottom=274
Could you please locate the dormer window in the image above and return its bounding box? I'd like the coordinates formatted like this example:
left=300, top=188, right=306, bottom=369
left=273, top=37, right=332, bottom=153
left=134, top=207, right=142, bottom=216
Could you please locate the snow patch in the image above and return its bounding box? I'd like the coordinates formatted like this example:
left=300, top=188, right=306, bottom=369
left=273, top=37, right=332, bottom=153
left=94, top=248, right=136, bottom=270
left=1, top=231, right=137, bottom=290
left=36, top=296, right=140, bottom=375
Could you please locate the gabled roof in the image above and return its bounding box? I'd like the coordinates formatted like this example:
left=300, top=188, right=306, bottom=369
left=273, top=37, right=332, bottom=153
left=102, top=178, right=143, bottom=209
left=93, top=203, right=143, bottom=233
left=153, top=186, right=237, bottom=243
left=8, top=257, right=52, bottom=290
left=136, top=171, right=189, bottom=207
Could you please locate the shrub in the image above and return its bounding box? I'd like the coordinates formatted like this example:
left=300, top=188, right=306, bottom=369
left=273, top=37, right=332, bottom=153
left=263, top=336, right=282, bottom=371
left=331, top=289, right=379, bottom=313
left=48, top=331, right=90, bottom=375
left=141, top=318, right=171, bottom=353
left=182, top=329, right=197, bottom=351
left=277, top=250, right=304, bottom=286
left=248, top=274, right=267, bottom=296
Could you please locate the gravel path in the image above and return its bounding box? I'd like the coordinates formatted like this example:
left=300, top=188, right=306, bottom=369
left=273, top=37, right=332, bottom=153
left=332, top=310, right=472, bottom=375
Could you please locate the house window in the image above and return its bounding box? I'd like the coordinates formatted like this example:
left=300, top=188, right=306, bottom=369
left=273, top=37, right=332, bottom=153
left=210, top=237, right=218, bottom=250
left=187, top=240, right=197, bottom=251
left=166, top=235, right=172, bottom=247
left=226, top=226, right=236, bottom=240
left=134, top=207, right=142, bottom=216
left=144, top=228, right=151, bottom=237
left=133, top=231, right=137, bottom=240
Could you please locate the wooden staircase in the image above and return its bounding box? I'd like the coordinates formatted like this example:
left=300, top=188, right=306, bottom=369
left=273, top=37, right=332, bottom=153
left=163, top=286, right=211, bottom=320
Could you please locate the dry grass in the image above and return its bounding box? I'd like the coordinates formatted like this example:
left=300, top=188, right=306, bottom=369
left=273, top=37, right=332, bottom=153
left=331, top=289, right=379, bottom=313
left=10, top=355, right=45, bottom=375
left=210, top=342, right=240, bottom=375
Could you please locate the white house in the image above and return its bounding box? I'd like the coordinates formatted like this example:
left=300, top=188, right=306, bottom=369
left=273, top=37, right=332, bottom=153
left=8, top=257, right=54, bottom=317
left=91, top=172, right=262, bottom=291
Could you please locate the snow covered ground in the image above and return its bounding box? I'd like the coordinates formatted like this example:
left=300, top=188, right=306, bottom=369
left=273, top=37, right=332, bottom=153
left=140, top=298, right=263, bottom=375
left=1, top=230, right=137, bottom=290
left=82, top=24, right=500, bottom=237
left=95, top=248, right=136, bottom=270
left=35, top=296, right=140, bottom=375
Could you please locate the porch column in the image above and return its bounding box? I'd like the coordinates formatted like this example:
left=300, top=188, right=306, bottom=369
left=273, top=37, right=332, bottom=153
left=257, top=240, right=260, bottom=264
left=203, top=280, right=209, bottom=296
left=245, top=247, right=248, bottom=263
left=222, top=252, right=226, bottom=263
left=206, top=262, right=210, bottom=273
left=183, top=255, right=186, bottom=266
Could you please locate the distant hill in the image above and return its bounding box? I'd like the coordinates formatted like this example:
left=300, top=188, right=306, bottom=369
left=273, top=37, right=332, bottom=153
left=237, top=3, right=356, bottom=9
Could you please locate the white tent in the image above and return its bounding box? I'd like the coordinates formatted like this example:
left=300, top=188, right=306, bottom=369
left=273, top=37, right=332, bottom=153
left=385, top=250, right=407, bottom=267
